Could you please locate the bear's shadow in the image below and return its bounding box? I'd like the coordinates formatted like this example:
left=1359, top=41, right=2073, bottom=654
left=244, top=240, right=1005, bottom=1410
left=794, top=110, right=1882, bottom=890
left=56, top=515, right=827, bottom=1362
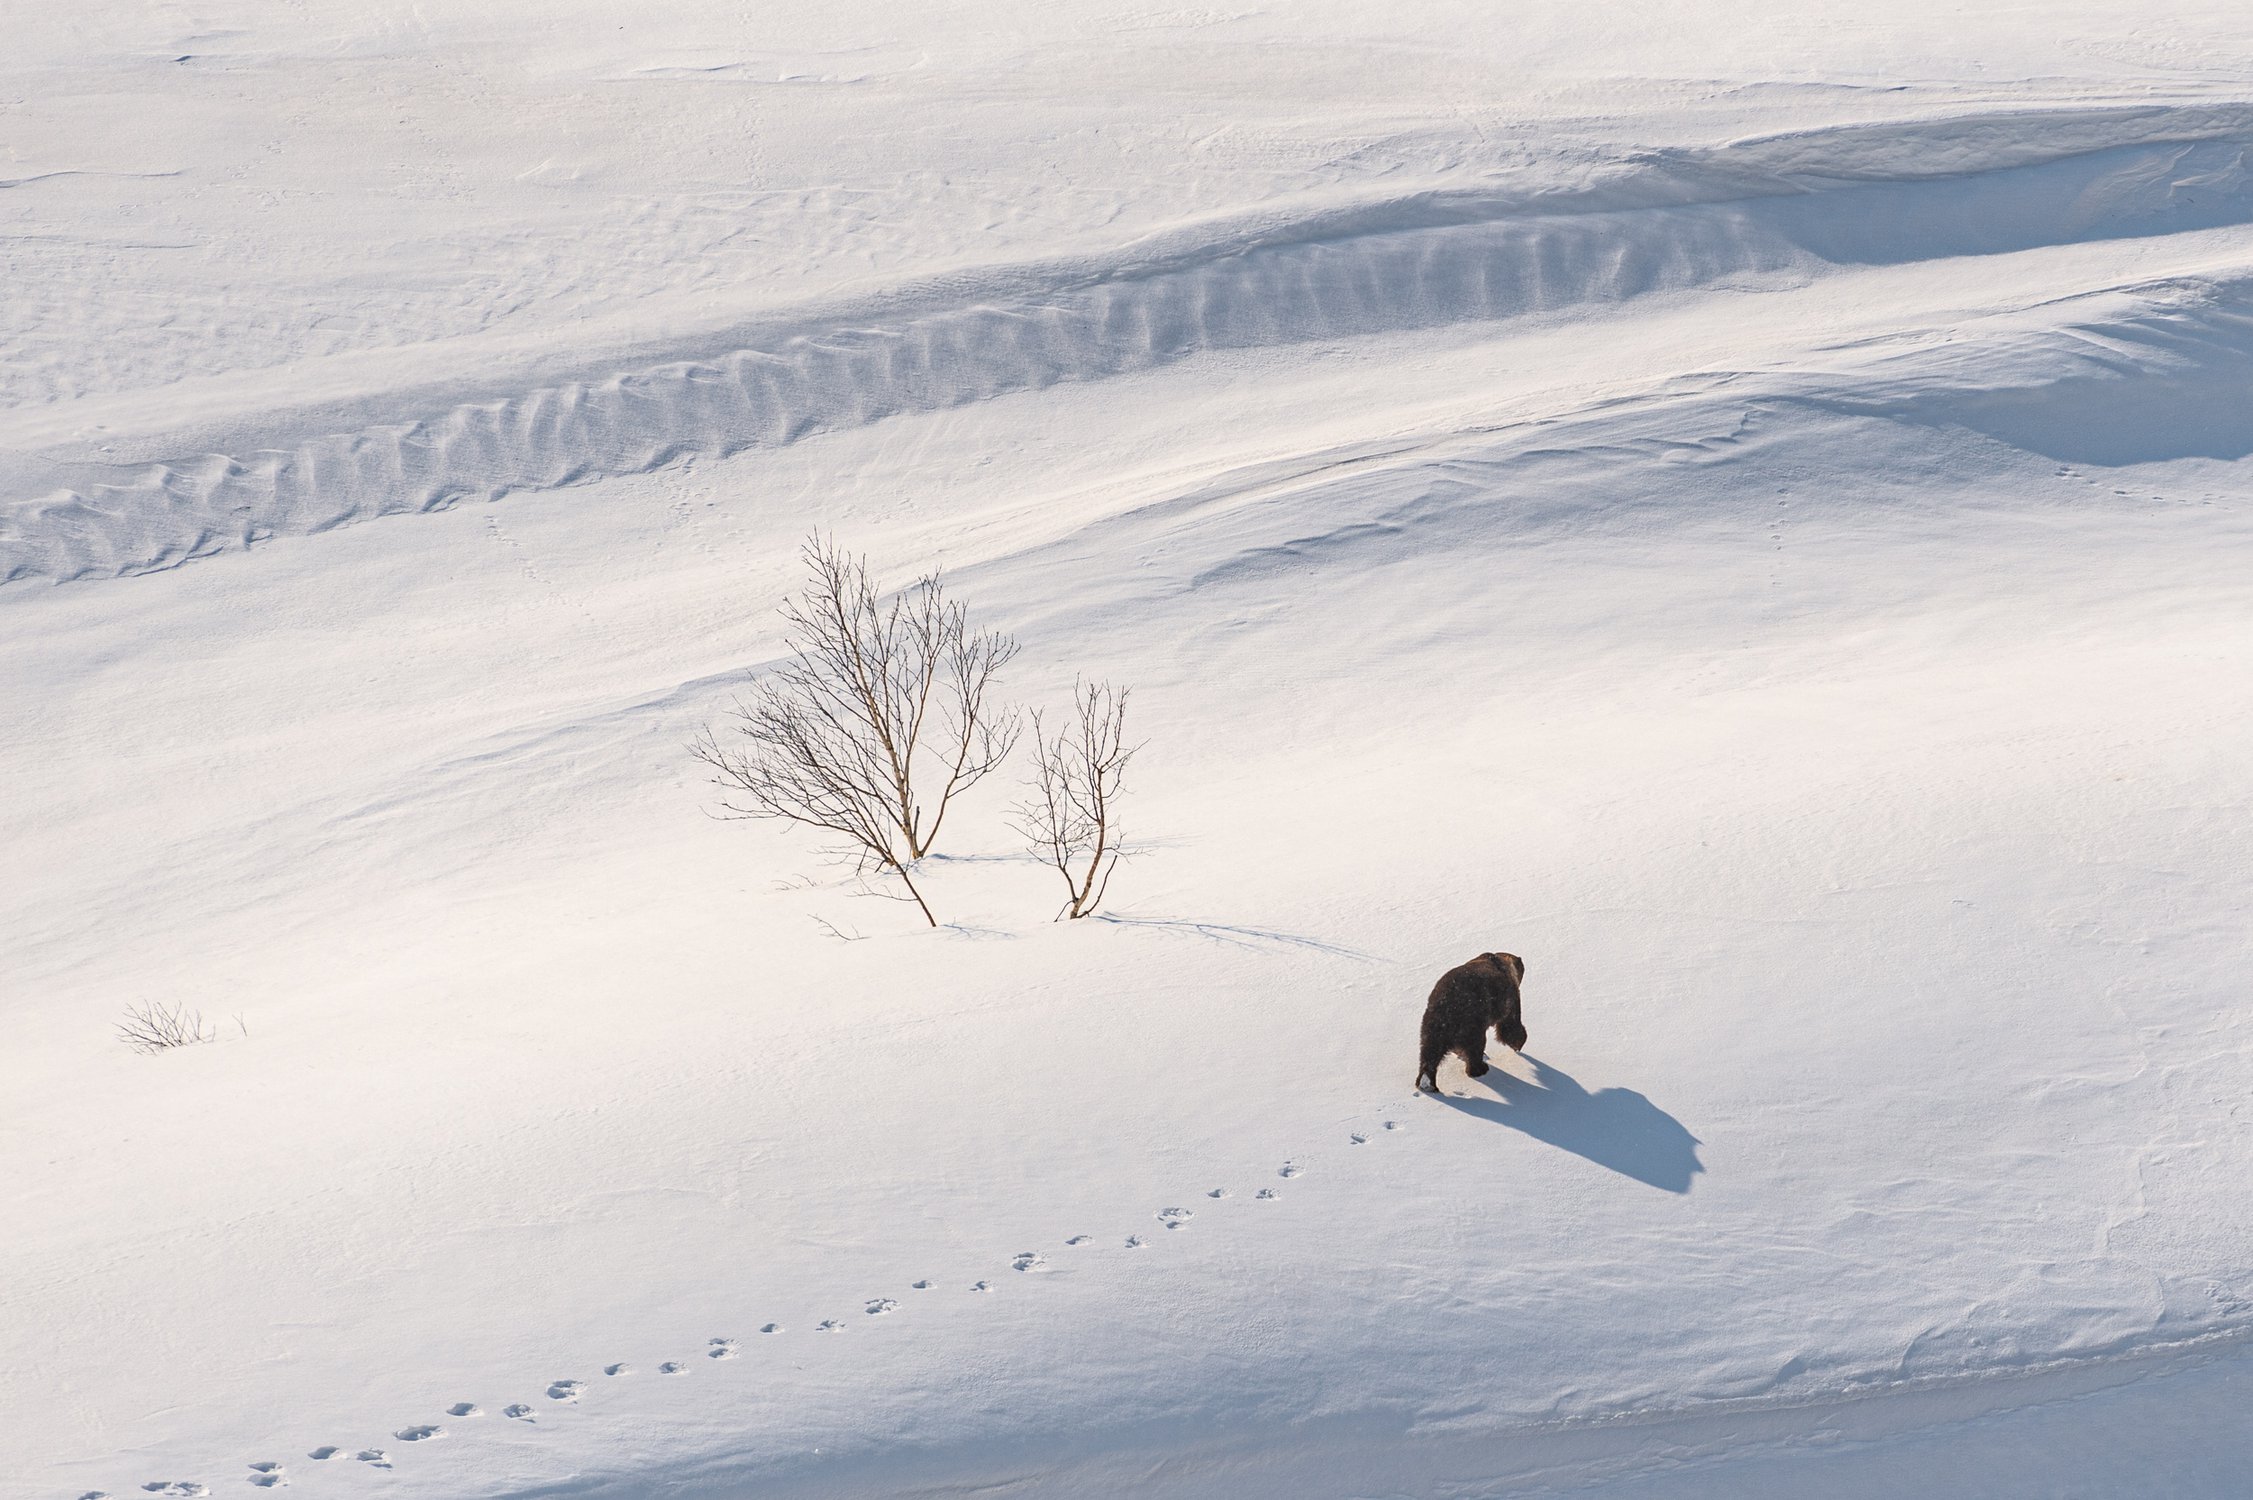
left=1438, top=1056, right=1703, bottom=1193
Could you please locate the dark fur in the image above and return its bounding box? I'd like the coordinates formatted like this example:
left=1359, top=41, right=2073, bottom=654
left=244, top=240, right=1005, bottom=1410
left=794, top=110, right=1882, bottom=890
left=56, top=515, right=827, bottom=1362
left=1416, top=952, right=1527, bottom=1092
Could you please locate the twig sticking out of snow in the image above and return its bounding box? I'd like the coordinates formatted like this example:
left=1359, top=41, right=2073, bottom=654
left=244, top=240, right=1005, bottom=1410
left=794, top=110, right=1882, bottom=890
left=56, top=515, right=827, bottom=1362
left=114, top=1000, right=215, bottom=1054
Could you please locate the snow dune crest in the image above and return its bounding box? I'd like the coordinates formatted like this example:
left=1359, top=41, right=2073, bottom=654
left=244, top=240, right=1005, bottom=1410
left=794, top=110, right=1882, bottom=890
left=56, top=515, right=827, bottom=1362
left=7, top=104, right=2253, bottom=584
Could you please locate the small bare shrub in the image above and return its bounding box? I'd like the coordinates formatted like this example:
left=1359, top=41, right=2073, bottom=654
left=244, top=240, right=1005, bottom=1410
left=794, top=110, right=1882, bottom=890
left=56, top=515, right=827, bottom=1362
left=692, top=537, right=1020, bottom=926
left=1014, top=680, right=1137, bottom=920
left=116, top=1000, right=216, bottom=1053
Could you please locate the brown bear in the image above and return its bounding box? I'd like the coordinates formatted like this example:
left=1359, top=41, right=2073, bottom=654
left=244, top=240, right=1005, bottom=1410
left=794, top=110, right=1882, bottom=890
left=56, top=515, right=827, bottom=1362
left=1416, top=952, right=1527, bottom=1092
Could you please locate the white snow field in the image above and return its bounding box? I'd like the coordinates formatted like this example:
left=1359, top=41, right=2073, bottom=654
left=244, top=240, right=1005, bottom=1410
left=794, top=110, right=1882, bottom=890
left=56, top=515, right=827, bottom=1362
left=7, top=3, right=2253, bottom=1497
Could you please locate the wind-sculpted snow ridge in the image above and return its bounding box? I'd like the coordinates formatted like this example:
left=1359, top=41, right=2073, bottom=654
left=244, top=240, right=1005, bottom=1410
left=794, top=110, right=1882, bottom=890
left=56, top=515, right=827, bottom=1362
left=1823, top=275, right=2253, bottom=466
left=4, top=105, right=2251, bottom=585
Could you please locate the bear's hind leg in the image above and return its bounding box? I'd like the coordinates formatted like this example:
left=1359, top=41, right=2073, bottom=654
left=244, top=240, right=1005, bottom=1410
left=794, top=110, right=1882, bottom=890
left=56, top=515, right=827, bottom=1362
left=1417, top=1033, right=1448, bottom=1092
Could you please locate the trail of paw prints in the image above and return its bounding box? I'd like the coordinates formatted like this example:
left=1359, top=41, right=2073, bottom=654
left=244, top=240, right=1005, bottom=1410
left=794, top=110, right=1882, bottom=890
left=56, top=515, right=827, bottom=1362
left=165, top=1110, right=1408, bottom=1497
left=765, top=1116, right=1393, bottom=1339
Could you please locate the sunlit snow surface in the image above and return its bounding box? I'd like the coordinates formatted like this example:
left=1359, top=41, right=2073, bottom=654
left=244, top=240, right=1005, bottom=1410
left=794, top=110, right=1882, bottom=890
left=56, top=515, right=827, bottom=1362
left=5, top=4, right=2253, bottom=1497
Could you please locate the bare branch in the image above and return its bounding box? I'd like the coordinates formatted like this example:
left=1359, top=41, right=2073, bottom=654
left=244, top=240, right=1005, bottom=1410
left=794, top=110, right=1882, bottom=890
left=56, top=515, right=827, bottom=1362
left=1012, top=680, right=1137, bottom=920
left=691, top=536, right=1021, bottom=926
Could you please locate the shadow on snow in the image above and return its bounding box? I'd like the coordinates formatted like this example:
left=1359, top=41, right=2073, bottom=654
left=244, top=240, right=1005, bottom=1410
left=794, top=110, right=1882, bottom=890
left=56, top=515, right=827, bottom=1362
left=1437, top=1055, right=1703, bottom=1194
left=1090, top=913, right=1377, bottom=960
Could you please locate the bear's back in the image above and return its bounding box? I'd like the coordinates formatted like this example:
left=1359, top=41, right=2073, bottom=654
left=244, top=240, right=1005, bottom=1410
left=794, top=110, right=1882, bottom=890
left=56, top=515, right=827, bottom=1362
left=1428, top=952, right=1517, bottom=1006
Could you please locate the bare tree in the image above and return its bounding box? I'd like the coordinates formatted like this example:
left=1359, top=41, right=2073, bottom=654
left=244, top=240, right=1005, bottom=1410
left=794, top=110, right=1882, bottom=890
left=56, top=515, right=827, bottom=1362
left=691, top=537, right=1020, bottom=926
left=1014, top=680, right=1137, bottom=921
left=116, top=1000, right=216, bottom=1053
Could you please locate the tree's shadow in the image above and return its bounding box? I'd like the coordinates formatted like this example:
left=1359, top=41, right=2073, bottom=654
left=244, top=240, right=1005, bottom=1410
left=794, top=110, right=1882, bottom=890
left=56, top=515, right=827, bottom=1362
left=1091, top=914, right=1376, bottom=961
left=1437, top=1056, right=1703, bottom=1193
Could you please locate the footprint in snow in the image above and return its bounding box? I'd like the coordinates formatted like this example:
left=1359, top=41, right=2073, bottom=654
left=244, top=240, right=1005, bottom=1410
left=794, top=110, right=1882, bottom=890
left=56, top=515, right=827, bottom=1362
left=448, top=1402, right=483, bottom=1416
left=546, top=1380, right=585, bottom=1402
left=912, top=1279, right=933, bottom=1289
left=1064, top=1235, right=1094, bottom=1246
left=708, top=1338, right=739, bottom=1359
left=396, top=1425, right=444, bottom=1442
left=603, top=1364, right=631, bottom=1377
left=1124, top=1234, right=1147, bottom=1249
left=761, top=1322, right=783, bottom=1333
left=817, top=1319, right=846, bottom=1331
left=1278, top=1162, right=1302, bottom=1178
left=659, top=1361, right=687, bottom=1375
left=306, top=1450, right=339, bottom=1462
left=248, top=1463, right=287, bottom=1488
left=81, top=1492, right=112, bottom=1499
left=1350, top=1133, right=1368, bottom=1145
left=867, top=1298, right=898, bottom=1314
left=970, top=1280, right=993, bottom=1292
left=1157, top=1207, right=1192, bottom=1230
left=1207, top=1188, right=1230, bottom=1199
left=504, top=1404, right=536, bottom=1420
left=355, top=1451, right=390, bottom=1469
left=1255, top=1188, right=1278, bottom=1200
left=1012, top=1251, right=1047, bottom=1272
left=140, top=1486, right=207, bottom=1497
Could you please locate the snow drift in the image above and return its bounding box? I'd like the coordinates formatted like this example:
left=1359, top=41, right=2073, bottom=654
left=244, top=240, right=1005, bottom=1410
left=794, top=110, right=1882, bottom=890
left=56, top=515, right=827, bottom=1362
left=7, top=105, right=2253, bottom=583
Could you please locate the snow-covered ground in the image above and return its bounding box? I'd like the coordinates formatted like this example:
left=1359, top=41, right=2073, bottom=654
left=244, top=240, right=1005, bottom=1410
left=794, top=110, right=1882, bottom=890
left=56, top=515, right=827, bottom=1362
left=7, top=4, right=2253, bottom=1497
